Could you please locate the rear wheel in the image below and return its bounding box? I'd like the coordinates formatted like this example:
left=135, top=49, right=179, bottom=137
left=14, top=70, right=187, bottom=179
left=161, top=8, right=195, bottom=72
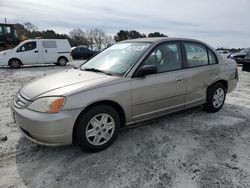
left=57, top=57, right=68, bottom=66
left=9, top=59, right=21, bottom=69
left=204, top=82, right=226, bottom=113
left=76, top=105, right=120, bottom=152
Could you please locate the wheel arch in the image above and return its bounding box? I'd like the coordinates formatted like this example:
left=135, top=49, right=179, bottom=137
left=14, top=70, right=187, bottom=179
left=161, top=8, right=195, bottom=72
left=57, top=56, right=68, bottom=62
left=72, top=100, right=126, bottom=144
left=209, top=80, right=228, bottom=91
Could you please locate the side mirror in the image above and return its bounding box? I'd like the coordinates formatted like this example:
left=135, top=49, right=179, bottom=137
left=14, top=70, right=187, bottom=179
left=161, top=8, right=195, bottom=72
left=134, top=65, right=158, bottom=77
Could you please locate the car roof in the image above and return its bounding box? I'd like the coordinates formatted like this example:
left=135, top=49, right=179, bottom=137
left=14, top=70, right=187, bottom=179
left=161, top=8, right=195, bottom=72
left=25, top=39, right=68, bottom=42
left=122, top=37, right=205, bottom=44
left=121, top=37, right=215, bottom=51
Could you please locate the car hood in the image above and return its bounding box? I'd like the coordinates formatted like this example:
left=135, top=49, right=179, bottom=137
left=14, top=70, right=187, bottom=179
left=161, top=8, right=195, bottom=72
left=20, top=68, right=119, bottom=100
left=0, top=49, right=11, bottom=55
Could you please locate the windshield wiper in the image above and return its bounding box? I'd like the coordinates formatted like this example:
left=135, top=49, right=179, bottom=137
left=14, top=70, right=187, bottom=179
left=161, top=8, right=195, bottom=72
left=83, top=67, right=113, bottom=76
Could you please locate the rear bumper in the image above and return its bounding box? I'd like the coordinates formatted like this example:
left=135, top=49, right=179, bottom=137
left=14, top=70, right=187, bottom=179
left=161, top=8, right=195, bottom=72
left=11, top=101, right=81, bottom=146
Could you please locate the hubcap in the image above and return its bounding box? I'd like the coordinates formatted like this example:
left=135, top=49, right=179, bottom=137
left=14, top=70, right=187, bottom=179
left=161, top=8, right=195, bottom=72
left=59, top=58, right=66, bottom=65
left=85, top=113, right=115, bottom=146
left=11, top=60, right=19, bottom=68
left=213, top=88, right=225, bottom=108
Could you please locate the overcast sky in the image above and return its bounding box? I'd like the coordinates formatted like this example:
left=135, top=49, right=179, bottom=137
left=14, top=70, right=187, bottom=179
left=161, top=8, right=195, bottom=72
left=0, top=0, right=249, bottom=48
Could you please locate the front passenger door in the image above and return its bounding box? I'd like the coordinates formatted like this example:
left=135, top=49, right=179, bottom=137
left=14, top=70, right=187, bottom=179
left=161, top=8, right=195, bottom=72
left=17, top=41, right=39, bottom=64
left=131, top=42, right=187, bottom=122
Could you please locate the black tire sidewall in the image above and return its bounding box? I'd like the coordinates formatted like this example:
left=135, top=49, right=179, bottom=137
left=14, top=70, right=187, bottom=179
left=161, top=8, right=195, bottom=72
left=204, top=83, right=226, bottom=113
left=57, top=57, right=67, bottom=66
left=76, top=105, right=120, bottom=152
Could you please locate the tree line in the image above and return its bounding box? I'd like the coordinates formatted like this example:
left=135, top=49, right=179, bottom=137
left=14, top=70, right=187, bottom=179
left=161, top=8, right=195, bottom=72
left=14, top=22, right=167, bottom=50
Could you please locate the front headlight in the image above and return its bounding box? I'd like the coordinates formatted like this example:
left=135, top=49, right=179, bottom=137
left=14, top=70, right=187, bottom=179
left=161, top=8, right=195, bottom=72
left=28, top=97, right=66, bottom=113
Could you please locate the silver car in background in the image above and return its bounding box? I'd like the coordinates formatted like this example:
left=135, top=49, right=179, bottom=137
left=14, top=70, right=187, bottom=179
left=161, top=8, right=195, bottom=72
left=11, top=38, right=238, bottom=152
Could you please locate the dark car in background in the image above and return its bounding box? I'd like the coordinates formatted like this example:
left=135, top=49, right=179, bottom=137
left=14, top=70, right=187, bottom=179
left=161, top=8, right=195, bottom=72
left=71, top=46, right=97, bottom=60
left=242, top=50, right=250, bottom=71
left=229, top=48, right=250, bottom=64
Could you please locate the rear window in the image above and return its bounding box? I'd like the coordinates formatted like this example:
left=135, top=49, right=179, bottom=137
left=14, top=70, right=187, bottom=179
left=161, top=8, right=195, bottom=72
left=42, top=41, right=57, bottom=48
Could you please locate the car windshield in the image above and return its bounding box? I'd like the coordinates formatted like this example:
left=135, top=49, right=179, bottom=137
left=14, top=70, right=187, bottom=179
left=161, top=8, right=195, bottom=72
left=81, top=42, right=151, bottom=76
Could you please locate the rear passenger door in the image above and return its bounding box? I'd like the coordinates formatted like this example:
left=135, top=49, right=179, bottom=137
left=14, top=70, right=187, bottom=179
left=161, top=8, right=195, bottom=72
left=183, top=42, right=220, bottom=107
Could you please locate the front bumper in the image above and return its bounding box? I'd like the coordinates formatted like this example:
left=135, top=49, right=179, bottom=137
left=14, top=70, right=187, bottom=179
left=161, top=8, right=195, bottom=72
left=11, top=101, right=81, bottom=146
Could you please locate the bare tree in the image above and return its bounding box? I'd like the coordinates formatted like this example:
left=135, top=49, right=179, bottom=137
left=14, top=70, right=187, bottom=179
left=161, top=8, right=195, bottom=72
left=104, top=35, right=115, bottom=48
left=23, top=22, right=37, bottom=32
left=86, top=29, right=95, bottom=50
left=86, top=28, right=106, bottom=50
left=69, top=28, right=88, bottom=46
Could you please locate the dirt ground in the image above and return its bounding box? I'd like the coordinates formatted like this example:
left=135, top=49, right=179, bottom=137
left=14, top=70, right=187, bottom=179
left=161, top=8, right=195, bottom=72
left=0, top=63, right=250, bottom=188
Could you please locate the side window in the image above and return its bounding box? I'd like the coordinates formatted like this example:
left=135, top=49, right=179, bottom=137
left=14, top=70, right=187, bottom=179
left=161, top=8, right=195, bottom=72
left=80, top=48, right=88, bottom=53
left=144, top=43, right=182, bottom=73
left=17, top=42, right=37, bottom=52
left=42, top=41, right=57, bottom=48
left=208, top=50, right=217, bottom=64
left=184, top=43, right=208, bottom=67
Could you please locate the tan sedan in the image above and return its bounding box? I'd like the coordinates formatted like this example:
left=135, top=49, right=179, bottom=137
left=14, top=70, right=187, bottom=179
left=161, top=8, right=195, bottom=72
left=11, top=38, right=238, bottom=152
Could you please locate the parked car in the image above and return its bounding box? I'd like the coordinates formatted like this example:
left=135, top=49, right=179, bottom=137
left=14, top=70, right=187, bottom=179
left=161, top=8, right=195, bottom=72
left=11, top=38, right=238, bottom=152
left=71, top=46, right=97, bottom=60
left=0, top=39, right=72, bottom=68
left=229, top=48, right=250, bottom=64
left=216, top=49, right=231, bottom=58
left=242, top=50, right=250, bottom=71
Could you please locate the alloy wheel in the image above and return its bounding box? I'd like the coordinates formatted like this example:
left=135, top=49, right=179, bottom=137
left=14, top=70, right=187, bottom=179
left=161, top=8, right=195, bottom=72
left=85, top=113, right=115, bottom=146
left=213, top=88, right=225, bottom=108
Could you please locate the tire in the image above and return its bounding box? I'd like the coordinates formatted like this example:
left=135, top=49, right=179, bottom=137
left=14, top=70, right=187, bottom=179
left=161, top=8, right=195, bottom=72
left=9, top=59, right=21, bottom=69
left=204, top=82, right=226, bottom=113
left=242, top=63, right=250, bottom=72
left=57, top=57, right=68, bottom=66
left=76, top=105, right=121, bottom=152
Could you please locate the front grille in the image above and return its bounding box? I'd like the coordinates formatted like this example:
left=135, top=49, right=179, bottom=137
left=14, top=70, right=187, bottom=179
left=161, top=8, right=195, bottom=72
left=14, top=92, right=31, bottom=108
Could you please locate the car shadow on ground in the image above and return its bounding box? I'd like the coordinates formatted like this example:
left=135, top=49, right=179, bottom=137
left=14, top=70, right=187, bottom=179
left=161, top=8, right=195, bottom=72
left=15, top=103, right=250, bottom=187
left=0, top=64, right=57, bottom=69
left=0, top=61, right=84, bottom=70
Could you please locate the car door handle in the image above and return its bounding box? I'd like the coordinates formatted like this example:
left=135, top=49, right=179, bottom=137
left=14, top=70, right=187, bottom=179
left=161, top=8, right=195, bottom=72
left=175, top=77, right=183, bottom=82
left=34, top=51, right=38, bottom=53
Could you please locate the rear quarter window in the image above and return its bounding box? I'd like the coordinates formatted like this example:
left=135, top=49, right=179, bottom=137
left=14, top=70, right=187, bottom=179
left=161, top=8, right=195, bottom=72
left=208, top=50, right=218, bottom=64
left=42, top=41, right=57, bottom=48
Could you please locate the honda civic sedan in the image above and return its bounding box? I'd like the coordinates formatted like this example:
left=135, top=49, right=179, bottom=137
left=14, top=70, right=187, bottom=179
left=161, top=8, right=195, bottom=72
left=11, top=38, right=238, bottom=152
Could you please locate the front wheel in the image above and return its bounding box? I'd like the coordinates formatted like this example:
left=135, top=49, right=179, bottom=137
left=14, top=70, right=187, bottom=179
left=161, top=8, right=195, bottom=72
left=76, top=105, right=120, bottom=152
left=9, top=59, right=21, bottom=69
left=204, top=83, right=226, bottom=113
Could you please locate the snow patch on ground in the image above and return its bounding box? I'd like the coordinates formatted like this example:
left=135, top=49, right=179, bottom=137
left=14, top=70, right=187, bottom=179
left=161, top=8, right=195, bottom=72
left=0, top=65, right=250, bottom=187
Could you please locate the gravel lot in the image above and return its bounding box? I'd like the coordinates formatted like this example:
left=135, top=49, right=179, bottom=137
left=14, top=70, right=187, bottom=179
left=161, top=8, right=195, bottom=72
left=0, top=63, right=250, bottom=188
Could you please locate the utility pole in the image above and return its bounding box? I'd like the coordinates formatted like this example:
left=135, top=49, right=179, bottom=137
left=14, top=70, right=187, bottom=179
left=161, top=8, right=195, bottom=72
left=4, top=18, right=7, bottom=24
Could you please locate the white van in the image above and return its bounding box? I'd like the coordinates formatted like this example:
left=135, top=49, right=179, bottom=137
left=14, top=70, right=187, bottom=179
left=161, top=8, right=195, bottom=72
left=0, top=39, right=72, bottom=68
